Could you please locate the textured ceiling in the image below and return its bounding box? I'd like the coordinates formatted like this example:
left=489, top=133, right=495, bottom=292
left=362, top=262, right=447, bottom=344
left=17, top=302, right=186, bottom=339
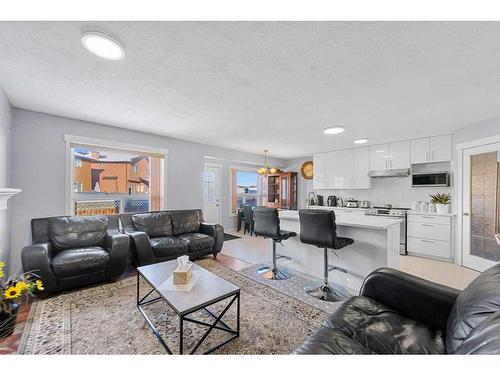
left=0, top=21, right=499, bottom=159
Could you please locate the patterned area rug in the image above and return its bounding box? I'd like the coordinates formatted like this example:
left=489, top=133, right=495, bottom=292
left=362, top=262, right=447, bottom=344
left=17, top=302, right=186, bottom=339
left=18, top=258, right=329, bottom=354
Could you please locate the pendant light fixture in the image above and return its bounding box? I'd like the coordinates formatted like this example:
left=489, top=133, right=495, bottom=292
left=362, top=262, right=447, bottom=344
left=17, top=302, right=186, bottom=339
left=257, top=150, right=281, bottom=176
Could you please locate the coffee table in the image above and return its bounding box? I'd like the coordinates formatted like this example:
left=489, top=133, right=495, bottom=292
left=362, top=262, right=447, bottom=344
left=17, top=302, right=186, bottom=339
left=136, top=260, right=240, bottom=354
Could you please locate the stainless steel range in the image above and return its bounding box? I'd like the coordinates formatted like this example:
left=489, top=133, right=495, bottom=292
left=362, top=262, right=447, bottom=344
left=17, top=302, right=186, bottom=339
left=365, top=206, right=409, bottom=255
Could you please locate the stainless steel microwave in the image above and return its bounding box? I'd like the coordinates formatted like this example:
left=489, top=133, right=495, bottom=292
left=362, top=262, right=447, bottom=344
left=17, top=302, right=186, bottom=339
left=411, top=172, right=449, bottom=187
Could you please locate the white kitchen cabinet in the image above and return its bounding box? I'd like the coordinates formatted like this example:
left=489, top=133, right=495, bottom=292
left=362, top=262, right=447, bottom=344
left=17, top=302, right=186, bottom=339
left=325, top=151, right=339, bottom=189
left=411, top=135, right=452, bottom=164
left=313, top=152, right=326, bottom=190
left=388, top=140, right=410, bottom=169
left=370, top=144, right=389, bottom=170
left=353, top=147, right=370, bottom=189
left=410, top=138, right=430, bottom=164
left=337, top=149, right=354, bottom=189
left=407, top=213, right=453, bottom=260
left=430, top=134, right=452, bottom=162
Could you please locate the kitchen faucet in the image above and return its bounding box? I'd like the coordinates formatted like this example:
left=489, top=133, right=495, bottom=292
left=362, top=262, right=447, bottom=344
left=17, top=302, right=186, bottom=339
left=307, top=191, right=317, bottom=209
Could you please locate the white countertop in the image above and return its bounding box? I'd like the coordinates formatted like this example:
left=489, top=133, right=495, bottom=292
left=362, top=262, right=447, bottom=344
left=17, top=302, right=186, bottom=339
left=306, top=205, right=368, bottom=211
left=279, top=210, right=402, bottom=230
left=407, top=210, right=455, bottom=217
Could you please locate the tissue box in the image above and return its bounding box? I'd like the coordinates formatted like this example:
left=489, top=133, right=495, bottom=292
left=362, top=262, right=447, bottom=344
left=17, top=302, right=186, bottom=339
left=173, top=263, right=193, bottom=285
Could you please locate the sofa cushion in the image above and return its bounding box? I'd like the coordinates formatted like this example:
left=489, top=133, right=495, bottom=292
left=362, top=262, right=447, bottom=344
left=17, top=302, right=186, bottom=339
left=322, top=296, right=446, bottom=354
left=150, top=236, right=189, bottom=258
left=49, top=216, right=107, bottom=251
left=454, top=310, right=500, bottom=354
left=177, top=233, right=215, bottom=251
left=170, top=210, right=201, bottom=235
left=446, top=263, right=500, bottom=353
left=132, top=212, right=173, bottom=238
left=51, top=246, right=110, bottom=277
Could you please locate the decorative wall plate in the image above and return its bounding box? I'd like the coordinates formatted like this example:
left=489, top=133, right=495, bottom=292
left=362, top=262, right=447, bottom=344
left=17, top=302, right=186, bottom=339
left=300, top=161, right=313, bottom=180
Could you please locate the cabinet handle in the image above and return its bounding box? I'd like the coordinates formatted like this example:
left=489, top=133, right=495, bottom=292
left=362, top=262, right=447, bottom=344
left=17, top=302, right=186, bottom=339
left=421, top=216, right=434, bottom=219
left=421, top=239, right=435, bottom=243
left=422, top=224, right=434, bottom=227
left=432, top=150, right=435, bottom=160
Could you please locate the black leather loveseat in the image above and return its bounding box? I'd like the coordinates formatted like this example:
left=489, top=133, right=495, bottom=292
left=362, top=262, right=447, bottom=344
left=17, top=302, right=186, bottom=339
left=295, top=264, right=500, bottom=354
left=120, top=209, right=224, bottom=266
left=22, top=215, right=129, bottom=295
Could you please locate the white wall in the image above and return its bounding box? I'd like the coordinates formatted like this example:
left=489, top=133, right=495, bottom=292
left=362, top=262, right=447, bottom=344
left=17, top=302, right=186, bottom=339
left=0, top=88, right=12, bottom=271
left=9, top=109, right=284, bottom=274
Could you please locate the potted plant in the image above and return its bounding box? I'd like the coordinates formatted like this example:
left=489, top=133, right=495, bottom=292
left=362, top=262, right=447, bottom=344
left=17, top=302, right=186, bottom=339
left=0, top=261, right=44, bottom=339
left=429, top=193, right=451, bottom=214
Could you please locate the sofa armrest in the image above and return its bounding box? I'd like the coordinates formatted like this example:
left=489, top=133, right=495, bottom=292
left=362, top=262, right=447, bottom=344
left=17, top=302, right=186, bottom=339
left=104, top=232, right=130, bottom=278
left=360, top=267, right=460, bottom=331
left=126, top=230, right=155, bottom=266
left=199, top=222, right=224, bottom=254
left=21, top=242, right=58, bottom=294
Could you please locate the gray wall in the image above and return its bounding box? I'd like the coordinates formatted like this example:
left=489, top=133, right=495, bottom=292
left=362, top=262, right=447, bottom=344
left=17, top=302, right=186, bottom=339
left=0, top=88, right=11, bottom=271
left=9, top=108, right=284, bottom=274
left=284, top=157, right=313, bottom=209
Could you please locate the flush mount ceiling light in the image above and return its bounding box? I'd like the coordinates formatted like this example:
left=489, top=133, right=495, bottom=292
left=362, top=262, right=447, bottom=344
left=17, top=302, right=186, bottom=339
left=323, top=126, right=345, bottom=135
left=354, top=139, right=368, bottom=144
left=81, top=31, right=125, bottom=60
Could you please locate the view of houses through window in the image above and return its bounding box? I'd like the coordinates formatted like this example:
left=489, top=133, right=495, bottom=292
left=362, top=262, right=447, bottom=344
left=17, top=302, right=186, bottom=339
left=71, top=145, right=164, bottom=215
left=231, top=168, right=261, bottom=214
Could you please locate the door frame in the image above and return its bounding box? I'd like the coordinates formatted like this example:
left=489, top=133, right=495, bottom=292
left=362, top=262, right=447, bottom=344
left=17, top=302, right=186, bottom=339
left=456, top=134, right=500, bottom=270
left=203, top=162, right=222, bottom=224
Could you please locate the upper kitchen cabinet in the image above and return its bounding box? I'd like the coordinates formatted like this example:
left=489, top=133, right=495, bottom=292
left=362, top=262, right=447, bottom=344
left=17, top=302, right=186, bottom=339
left=337, top=149, right=354, bottom=189
left=411, top=134, right=452, bottom=164
left=325, top=151, right=340, bottom=189
left=313, top=152, right=326, bottom=190
left=353, top=147, right=370, bottom=189
left=370, top=144, right=389, bottom=170
left=388, top=140, right=410, bottom=169
left=369, top=141, right=409, bottom=170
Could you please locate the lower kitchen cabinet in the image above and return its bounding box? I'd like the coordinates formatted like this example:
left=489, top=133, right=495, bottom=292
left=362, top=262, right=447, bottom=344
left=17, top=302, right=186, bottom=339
left=407, top=213, right=453, bottom=260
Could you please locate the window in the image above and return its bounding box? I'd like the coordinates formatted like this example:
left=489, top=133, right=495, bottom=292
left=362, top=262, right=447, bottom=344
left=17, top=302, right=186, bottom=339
left=70, top=144, right=164, bottom=216
left=230, top=168, right=261, bottom=214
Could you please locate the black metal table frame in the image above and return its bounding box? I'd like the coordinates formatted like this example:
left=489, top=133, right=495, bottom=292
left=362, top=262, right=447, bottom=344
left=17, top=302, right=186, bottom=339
left=136, top=272, right=240, bottom=354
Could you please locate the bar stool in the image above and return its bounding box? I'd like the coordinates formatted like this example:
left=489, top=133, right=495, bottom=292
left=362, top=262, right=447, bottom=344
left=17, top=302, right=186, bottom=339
left=241, top=205, right=255, bottom=236
left=253, top=207, right=296, bottom=280
left=298, top=209, right=354, bottom=301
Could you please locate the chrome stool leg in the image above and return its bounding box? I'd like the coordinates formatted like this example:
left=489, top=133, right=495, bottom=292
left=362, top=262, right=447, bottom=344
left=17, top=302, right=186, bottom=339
left=258, top=240, right=292, bottom=280
left=305, top=247, right=347, bottom=302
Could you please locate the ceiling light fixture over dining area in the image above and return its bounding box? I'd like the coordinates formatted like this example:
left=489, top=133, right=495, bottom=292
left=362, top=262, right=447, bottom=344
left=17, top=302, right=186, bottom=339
left=257, top=150, right=281, bottom=176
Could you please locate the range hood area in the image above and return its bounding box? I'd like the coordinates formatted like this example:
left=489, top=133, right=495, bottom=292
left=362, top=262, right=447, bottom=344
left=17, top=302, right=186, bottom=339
left=368, top=168, right=410, bottom=178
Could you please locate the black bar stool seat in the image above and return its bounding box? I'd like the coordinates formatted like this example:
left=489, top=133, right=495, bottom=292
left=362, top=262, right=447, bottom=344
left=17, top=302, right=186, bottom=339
left=253, top=207, right=296, bottom=280
left=299, top=209, right=354, bottom=301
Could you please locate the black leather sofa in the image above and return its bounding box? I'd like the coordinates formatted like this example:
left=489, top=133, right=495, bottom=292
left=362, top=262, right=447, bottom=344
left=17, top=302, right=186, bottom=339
left=120, top=209, right=224, bottom=266
left=21, top=215, right=129, bottom=295
left=295, top=264, right=500, bottom=354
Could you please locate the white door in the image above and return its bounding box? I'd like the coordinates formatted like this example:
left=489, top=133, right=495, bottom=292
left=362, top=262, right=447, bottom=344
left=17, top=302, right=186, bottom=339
left=313, top=153, right=326, bottom=190
left=353, top=147, right=370, bottom=189
left=461, top=142, right=500, bottom=271
left=388, top=140, right=410, bottom=169
left=203, top=165, right=221, bottom=223
left=411, top=137, right=430, bottom=164
left=370, top=144, right=389, bottom=170
left=430, top=134, right=452, bottom=162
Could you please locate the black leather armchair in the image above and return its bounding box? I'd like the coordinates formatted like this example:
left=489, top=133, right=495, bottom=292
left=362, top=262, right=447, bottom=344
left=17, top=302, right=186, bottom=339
left=295, top=264, right=500, bottom=354
left=22, top=215, right=129, bottom=295
left=120, top=209, right=224, bottom=266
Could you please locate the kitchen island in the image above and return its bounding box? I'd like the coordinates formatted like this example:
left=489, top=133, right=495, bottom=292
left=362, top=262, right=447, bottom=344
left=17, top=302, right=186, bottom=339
left=274, top=210, right=401, bottom=294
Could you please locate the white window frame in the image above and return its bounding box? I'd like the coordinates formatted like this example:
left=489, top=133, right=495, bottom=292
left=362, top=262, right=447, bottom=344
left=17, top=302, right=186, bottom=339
left=229, top=165, right=263, bottom=217
left=64, top=134, right=168, bottom=215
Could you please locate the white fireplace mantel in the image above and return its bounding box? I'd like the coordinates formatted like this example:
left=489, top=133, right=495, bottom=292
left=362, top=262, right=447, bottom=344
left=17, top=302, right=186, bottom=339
left=0, top=188, right=21, bottom=210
